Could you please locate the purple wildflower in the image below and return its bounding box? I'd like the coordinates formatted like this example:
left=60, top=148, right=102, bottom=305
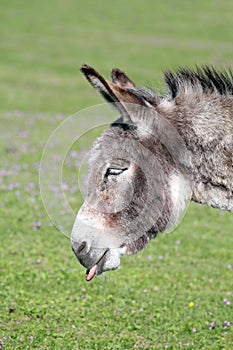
left=8, top=182, right=19, bottom=191
left=158, top=255, right=163, bottom=260
left=70, top=150, right=78, bottom=158
left=0, top=169, right=11, bottom=176
left=32, top=221, right=42, bottom=229
left=209, top=321, right=215, bottom=330
left=192, top=327, right=197, bottom=333
left=223, top=298, right=231, bottom=305
left=223, top=321, right=230, bottom=330
left=227, top=264, right=232, bottom=269
left=61, top=183, right=69, bottom=191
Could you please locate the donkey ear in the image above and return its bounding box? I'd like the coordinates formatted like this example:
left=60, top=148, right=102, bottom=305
left=80, top=64, right=150, bottom=124
left=81, top=64, right=134, bottom=122
left=80, top=64, right=121, bottom=104
left=80, top=64, right=145, bottom=105
left=111, top=68, right=136, bottom=88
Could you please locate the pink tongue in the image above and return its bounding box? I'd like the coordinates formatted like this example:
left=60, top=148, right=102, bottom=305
left=86, top=265, right=97, bottom=282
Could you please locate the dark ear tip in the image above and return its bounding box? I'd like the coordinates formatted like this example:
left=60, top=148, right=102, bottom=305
left=80, top=64, right=89, bottom=72
left=111, top=68, right=124, bottom=78
left=111, top=68, right=136, bottom=88
left=80, top=64, right=95, bottom=75
left=111, top=68, right=122, bottom=73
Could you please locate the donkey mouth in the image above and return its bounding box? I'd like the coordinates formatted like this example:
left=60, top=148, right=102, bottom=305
left=86, top=265, right=97, bottom=281
left=85, top=249, right=109, bottom=282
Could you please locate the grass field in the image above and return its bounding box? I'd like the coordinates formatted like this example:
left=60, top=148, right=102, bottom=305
left=0, top=1, right=233, bottom=349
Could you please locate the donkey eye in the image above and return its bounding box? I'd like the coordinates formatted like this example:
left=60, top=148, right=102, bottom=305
left=106, top=168, right=127, bottom=176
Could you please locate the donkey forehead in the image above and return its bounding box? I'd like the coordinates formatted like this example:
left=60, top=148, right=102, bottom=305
left=91, top=125, right=170, bottom=163
left=89, top=126, right=138, bottom=162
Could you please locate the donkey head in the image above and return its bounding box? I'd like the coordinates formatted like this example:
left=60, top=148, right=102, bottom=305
left=71, top=65, right=192, bottom=281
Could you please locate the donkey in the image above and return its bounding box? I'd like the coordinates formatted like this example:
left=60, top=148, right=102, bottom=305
left=71, top=64, right=233, bottom=281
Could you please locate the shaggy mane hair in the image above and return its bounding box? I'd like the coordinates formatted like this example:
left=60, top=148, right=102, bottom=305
left=164, top=66, right=233, bottom=98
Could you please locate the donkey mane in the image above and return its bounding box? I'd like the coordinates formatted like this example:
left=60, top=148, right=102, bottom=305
left=164, top=66, right=233, bottom=99
left=119, top=66, right=233, bottom=108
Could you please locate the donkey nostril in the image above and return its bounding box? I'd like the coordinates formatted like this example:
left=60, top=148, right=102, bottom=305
left=77, top=241, right=89, bottom=255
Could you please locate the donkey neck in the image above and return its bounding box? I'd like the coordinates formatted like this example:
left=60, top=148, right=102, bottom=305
left=163, top=93, right=233, bottom=212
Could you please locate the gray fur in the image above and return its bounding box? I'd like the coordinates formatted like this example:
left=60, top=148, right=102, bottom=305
left=71, top=65, right=233, bottom=279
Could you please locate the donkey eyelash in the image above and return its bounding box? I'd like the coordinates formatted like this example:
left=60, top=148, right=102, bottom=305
left=106, top=167, right=127, bottom=176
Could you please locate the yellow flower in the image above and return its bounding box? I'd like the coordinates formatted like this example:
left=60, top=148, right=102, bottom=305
left=189, top=301, right=195, bottom=308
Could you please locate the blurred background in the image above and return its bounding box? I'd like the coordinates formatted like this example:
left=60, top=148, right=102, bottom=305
left=1, top=0, right=232, bottom=114
left=1, top=1, right=232, bottom=349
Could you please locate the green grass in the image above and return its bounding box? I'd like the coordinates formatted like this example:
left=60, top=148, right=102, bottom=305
left=0, top=1, right=233, bottom=349
left=1, top=0, right=233, bottom=113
